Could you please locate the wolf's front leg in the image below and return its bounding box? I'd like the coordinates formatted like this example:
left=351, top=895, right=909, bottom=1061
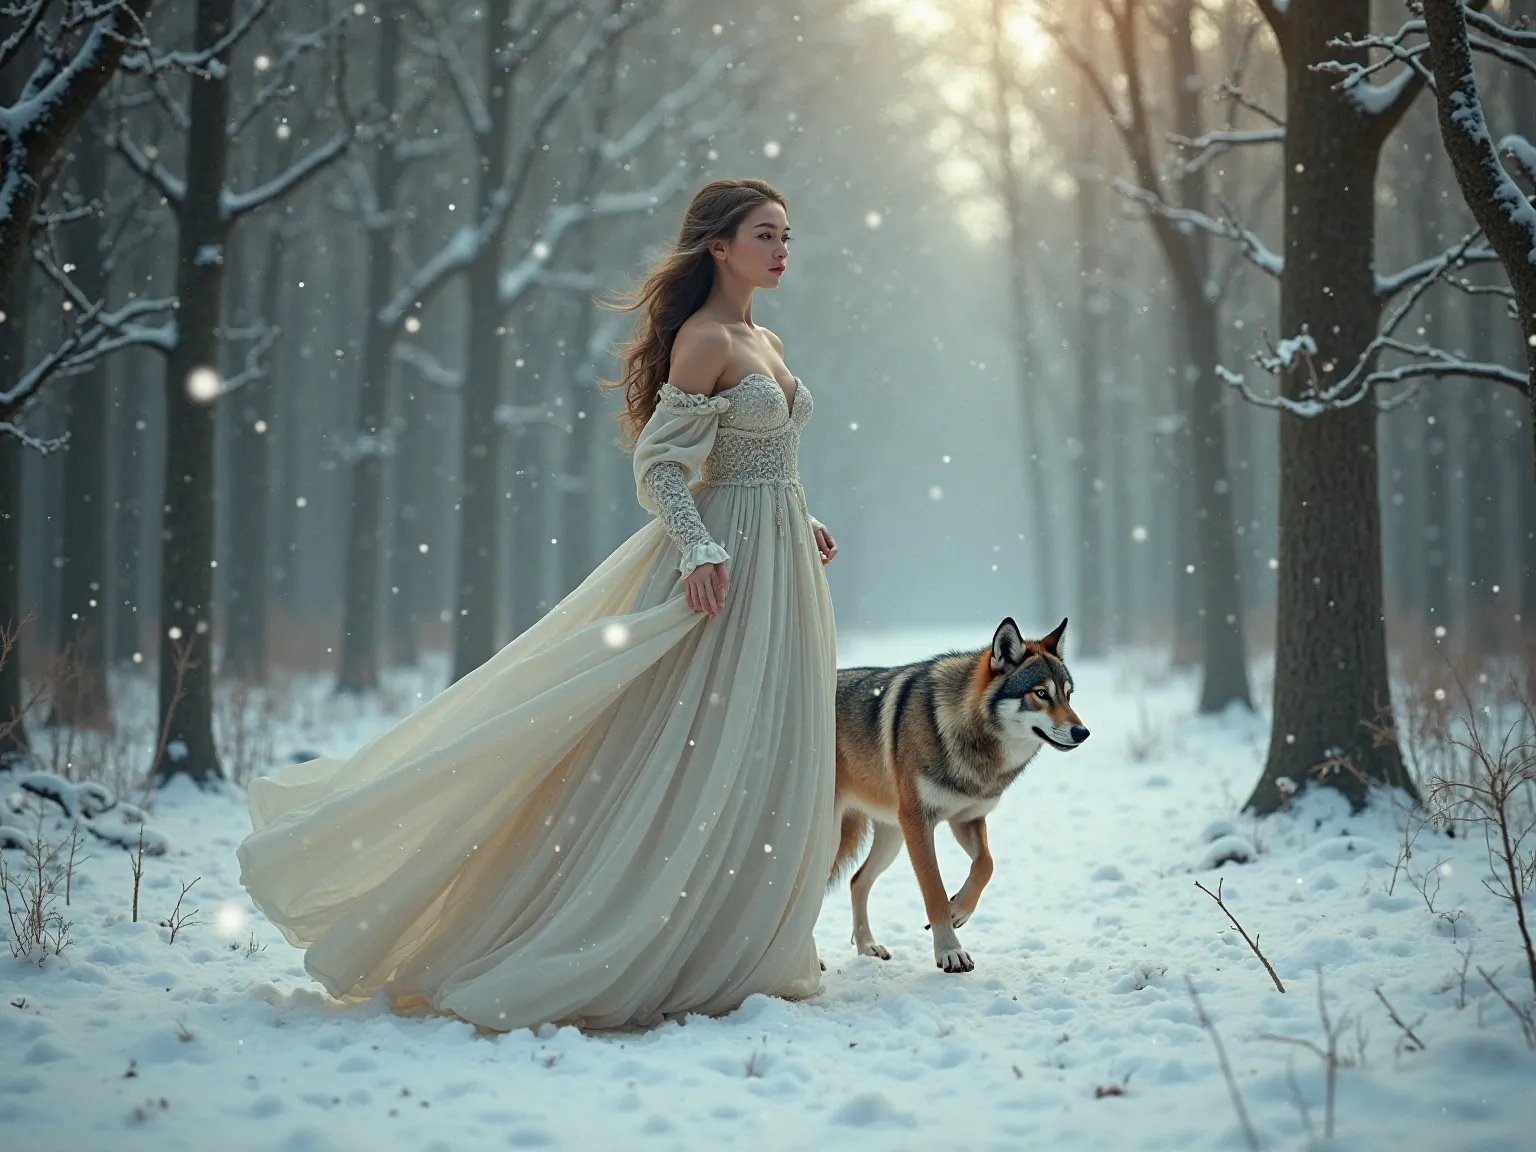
left=898, top=795, right=973, bottom=973
left=945, top=817, right=995, bottom=929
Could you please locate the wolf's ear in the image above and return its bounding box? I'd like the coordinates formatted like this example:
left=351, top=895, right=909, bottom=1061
left=1040, top=617, right=1068, bottom=658
left=990, top=617, right=1027, bottom=673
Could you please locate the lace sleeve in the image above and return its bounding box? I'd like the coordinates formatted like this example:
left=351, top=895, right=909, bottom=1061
left=643, top=461, right=731, bottom=577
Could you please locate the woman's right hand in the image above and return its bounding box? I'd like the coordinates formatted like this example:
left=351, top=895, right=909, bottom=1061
left=684, top=562, right=729, bottom=618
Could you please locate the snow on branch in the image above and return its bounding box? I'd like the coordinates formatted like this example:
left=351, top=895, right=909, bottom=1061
left=105, top=129, right=185, bottom=204
left=411, top=0, right=494, bottom=138
left=119, top=0, right=272, bottom=79
left=1221, top=222, right=1529, bottom=414
left=497, top=170, right=686, bottom=311
left=226, top=7, right=351, bottom=138
left=0, top=1, right=50, bottom=76
left=221, top=127, right=350, bottom=219
left=0, top=250, right=176, bottom=432
left=217, top=323, right=280, bottom=395
left=0, top=0, right=156, bottom=290
left=1375, top=231, right=1500, bottom=301
left=599, top=44, right=734, bottom=165
left=1503, top=133, right=1536, bottom=188
left=393, top=343, right=462, bottom=390
left=377, top=0, right=657, bottom=332
left=1112, top=179, right=1283, bottom=280
left=1165, top=127, right=1285, bottom=180
left=1420, top=0, right=1536, bottom=376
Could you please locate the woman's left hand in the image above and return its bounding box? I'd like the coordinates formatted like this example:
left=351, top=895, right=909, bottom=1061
left=814, top=525, right=838, bottom=566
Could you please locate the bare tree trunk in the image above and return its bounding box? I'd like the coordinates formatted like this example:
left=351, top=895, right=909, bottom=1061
left=0, top=254, right=30, bottom=756
left=52, top=112, right=113, bottom=728
left=223, top=218, right=285, bottom=682
left=387, top=376, right=427, bottom=667
left=111, top=359, right=146, bottom=665
left=1247, top=1, right=1412, bottom=813
left=1074, top=81, right=1108, bottom=657
left=989, top=0, right=1056, bottom=625
left=451, top=0, right=515, bottom=684
left=337, top=4, right=406, bottom=694
left=155, top=0, right=236, bottom=785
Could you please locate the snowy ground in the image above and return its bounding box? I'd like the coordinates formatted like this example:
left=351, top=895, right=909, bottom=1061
left=4, top=625, right=1535, bottom=1151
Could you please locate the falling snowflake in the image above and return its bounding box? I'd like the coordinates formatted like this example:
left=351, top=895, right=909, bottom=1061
left=185, top=366, right=220, bottom=403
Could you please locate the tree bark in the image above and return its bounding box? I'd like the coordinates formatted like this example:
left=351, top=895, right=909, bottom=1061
left=222, top=218, right=285, bottom=682
left=1074, top=62, right=1108, bottom=658
left=155, top=0, right=236, bottom=785
left=1247, top=0, right=1413, bottom=814
left=336, top=3, right=405, bottom=694
left=450, top=0, right=515, bottom=683
left=0, top=252, right=30, bottom=756
left=1166, top=0, right=1251, bottom=709
left=51, top=112, right=113, bottom=728
left=1422, top=0, right=1536, bottom=478
left=989, top=0, right=1057, bottom=626
left=0, top=0, right=156, bottom=295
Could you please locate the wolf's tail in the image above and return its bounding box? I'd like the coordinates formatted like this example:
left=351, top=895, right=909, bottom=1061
left=828, top=809, right=872, bottom=888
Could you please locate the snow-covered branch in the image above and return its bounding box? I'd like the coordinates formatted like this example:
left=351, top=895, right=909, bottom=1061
left=1374, top=232, right=1499, bottom=301
left=1504, top=133, right=1536, bottom=188
left=119, top=0, right=272, bottom=78
left=1166, top=126, right=1284, bottom=180
left=0, top=253, right=176, bottom=440
left=105, top=129, right=185, bottom=204
left=497, top=170, right=685, bottom=311
left=1420, top=0, right=1536, bottom=428
left=393, top=343, right=462, bottom=390
left=0, top=0, right=156, bottom=291
left=411, top=0, right=493, bottom=138
left=0, top=0, right=49, bottom=75
left=227, top=8, right=351, bottom=138
left=1112, top=179, right=1284, bottom=281
left=222, top=128, right=350, bottom=219
left=217, top=323, right=279, bottom=395
left=599, top=44, right=733, bottom=165
left=377, top=0, right=656, bottom=332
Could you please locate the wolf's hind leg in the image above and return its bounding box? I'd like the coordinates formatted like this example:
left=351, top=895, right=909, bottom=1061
left=849, top=821, right=903, bottom=960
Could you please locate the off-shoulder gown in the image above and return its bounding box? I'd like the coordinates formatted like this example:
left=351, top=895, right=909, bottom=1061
left=236, top=374, right=836, bottom=1031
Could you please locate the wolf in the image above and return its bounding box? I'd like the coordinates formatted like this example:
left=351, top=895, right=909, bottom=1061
left=830, top=617, right=1088, bottom=972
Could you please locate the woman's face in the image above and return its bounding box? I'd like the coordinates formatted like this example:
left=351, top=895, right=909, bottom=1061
left=713, top=200, right=790, bottom=289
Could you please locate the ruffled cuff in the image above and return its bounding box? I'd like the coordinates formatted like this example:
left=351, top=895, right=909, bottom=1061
left=677, top=540, right=731, bottom=578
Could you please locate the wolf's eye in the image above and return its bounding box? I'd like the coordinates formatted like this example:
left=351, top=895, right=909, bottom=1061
left=1033, top=688, right=1049, bottom=701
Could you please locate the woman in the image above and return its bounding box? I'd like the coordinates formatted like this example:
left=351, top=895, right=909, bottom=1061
left=237, top=178, right=840, bottom=1032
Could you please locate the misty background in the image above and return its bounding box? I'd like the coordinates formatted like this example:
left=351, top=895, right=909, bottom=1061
left=2, top=0, right=1533, bottom=793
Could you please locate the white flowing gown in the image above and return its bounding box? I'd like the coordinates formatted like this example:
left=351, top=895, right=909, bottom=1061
left=237, top=374, right=837, bottom=1031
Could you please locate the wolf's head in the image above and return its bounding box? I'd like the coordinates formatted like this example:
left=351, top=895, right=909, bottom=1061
left=982, top=617, right=1089, bottom=761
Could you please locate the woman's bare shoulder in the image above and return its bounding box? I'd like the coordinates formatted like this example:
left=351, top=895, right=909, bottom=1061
left=669, top=318, right=732, bottom=395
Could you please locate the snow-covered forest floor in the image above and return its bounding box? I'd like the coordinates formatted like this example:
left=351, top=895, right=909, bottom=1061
left=3, top=627, right=1534, bottom=1151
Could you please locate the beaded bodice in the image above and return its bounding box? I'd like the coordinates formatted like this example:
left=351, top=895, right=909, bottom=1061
left=656, top=375, right=811, bottom=488
left=640, top=375, right=820, bottom=577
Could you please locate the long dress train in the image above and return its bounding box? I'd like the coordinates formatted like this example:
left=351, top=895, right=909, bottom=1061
left=236, top=374, right=836, bottom=1031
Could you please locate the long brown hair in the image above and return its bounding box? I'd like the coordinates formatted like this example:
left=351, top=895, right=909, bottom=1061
left=603, top=178, right=787, bottom=447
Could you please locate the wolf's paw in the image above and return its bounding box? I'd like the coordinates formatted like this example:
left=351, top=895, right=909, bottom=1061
left=946, top=898, right=973, bottom=929
left=935, top=946, right=974, bottom=973
left=856, top=939, right=892, bottom=961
